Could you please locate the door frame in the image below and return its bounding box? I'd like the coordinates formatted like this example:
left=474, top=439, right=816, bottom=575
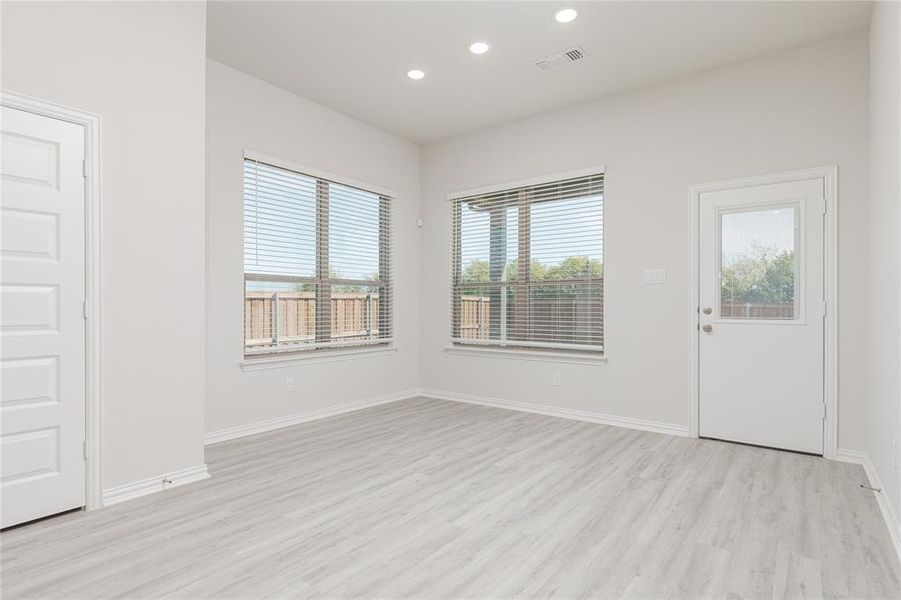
left=689, top=166, right=838, bottom=458
left=1, top=91, right=103, bottom=509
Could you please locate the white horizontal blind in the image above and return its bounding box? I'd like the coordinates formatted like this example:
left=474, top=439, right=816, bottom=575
left=244, top=158, right=392, bottom=355
left=450, top=173, right=603, bottom=352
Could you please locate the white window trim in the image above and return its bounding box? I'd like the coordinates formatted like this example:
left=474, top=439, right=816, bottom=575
left=242, top=151, right=395, bottom=359
left=446, top=165, right=606, bottom=201
left=448, top=338, right=602, bottom=353
left=444, top=345, right=607, bottom=366
left=447, top=165, right=607, bottom=357
left=244, top=149, right=397, bottom=199
left=241, top=345, right=397, bottom=371
left=238, top=148, right=397, bottom=356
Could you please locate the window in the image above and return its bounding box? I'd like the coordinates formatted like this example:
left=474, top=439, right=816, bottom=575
left=719, top=204, right=799, bottom=320
left=450, top=171, right=604, bottom=353
left=243, top=158, right=392, bottom=356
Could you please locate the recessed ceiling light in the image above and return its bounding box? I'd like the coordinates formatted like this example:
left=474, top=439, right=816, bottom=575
left=469, top=41, right=491, bottom=55
left=554, top=8, right=578, bottom=23
left=407, top=69, right=425, bottom=80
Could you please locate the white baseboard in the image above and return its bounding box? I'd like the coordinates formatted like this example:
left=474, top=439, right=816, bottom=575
left=835, top=448, right=901, bottom=564
left=420, top=388, right=689, bottom=438
left=102, top=464, right=210, bottom=507
left=204, top=388, right=422, bottom=445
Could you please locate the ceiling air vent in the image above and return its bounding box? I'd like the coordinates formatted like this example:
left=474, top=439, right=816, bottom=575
left=536, top=46, right=586, bottom=71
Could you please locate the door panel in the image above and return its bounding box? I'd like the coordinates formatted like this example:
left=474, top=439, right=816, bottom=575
left=1, top=106, right=86, bottom=528
left=699, top=178, right=825, bottom=454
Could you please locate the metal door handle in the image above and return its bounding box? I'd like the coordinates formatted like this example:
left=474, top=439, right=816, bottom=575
left=702, top=324, right=713, bottom=333
left=702, top=306, right=712, bottom=315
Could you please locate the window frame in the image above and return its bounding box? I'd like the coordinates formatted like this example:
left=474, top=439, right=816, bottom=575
left=242, top=150, right=395, bottom=361
left=447, top=166, right=606, bottom=357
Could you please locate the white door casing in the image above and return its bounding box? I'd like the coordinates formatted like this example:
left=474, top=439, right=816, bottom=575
left=1, top=106, right=87, bottom=528
left=698, top=176, right=827, bottom=455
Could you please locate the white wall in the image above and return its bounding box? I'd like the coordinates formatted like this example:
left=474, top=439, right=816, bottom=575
left=866, top=1, right=901, bottom=523
left=205, top=60, right=421, bottom=435
left=420, top=32, right=870, bottom=448
left=1, top=2, right=207, bottom=488
left=0, top=2, right=882, bottom=512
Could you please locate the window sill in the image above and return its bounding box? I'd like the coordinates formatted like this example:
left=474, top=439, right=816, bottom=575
left=443, top=344, right=607, bottom=366
left=241, top=345, right=396, bottom=371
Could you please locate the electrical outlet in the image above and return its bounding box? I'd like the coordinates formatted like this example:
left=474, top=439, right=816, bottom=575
left=552, top=372, right=561, bottom=386
left=643, top=269, right=667, bottom=285
left=285, top=376, right=295, bottom=393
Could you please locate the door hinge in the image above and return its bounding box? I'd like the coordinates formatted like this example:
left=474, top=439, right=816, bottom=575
left=83, top=440, right=89, bottom=460
left=822, top=197, right=828, bottom=215
left=82, top=159, right=88, bottom=178
left=820, top=403, right=827, bottom=420
left=822, top=301, right=827, bottom=317
left=83, top=300, right=89, bottom=320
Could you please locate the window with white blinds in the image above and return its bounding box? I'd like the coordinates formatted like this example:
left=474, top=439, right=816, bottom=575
left=450, top=172, right=604, bottom=353
left=244, top=158, right=392, bottom=356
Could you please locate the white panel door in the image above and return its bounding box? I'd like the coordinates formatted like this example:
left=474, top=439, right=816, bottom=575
left=1, top=106, right=86, bottom=528
left=699, top=178, right=825, bottom=454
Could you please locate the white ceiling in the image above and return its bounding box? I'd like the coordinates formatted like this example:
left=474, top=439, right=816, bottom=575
left=207, top=1, right=872, bottom=145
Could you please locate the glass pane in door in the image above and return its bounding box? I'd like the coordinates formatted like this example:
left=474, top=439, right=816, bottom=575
left=720, top=205, right=798, bottom=320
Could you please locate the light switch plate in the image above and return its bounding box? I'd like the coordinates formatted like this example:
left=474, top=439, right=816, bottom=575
left=644, top=269, right=667, bottom=285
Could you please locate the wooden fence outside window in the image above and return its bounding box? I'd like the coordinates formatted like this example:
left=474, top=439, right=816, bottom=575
left=245, top=291, right=380, bottom=349
left=245, top=294, right=793, bottom=351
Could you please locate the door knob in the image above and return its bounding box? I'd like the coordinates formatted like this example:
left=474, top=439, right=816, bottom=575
left=702, top=306, right=712, bottom=315
left=702, top=324, right=713, bottom=333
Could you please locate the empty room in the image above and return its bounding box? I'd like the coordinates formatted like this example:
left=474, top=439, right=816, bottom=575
left=1, top=1, right=900, bottom=598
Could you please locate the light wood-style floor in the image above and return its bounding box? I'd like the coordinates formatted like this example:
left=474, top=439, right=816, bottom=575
left=2, top=397, right=899, bottom=599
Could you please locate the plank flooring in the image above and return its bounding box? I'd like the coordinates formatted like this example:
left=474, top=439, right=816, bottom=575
left=2, top=397, right=899, bottom=599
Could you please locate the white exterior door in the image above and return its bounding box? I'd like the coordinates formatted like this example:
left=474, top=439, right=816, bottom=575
left=1, top=106, right=86, bottom=528
left=698, top=177, right=825, bottom=454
